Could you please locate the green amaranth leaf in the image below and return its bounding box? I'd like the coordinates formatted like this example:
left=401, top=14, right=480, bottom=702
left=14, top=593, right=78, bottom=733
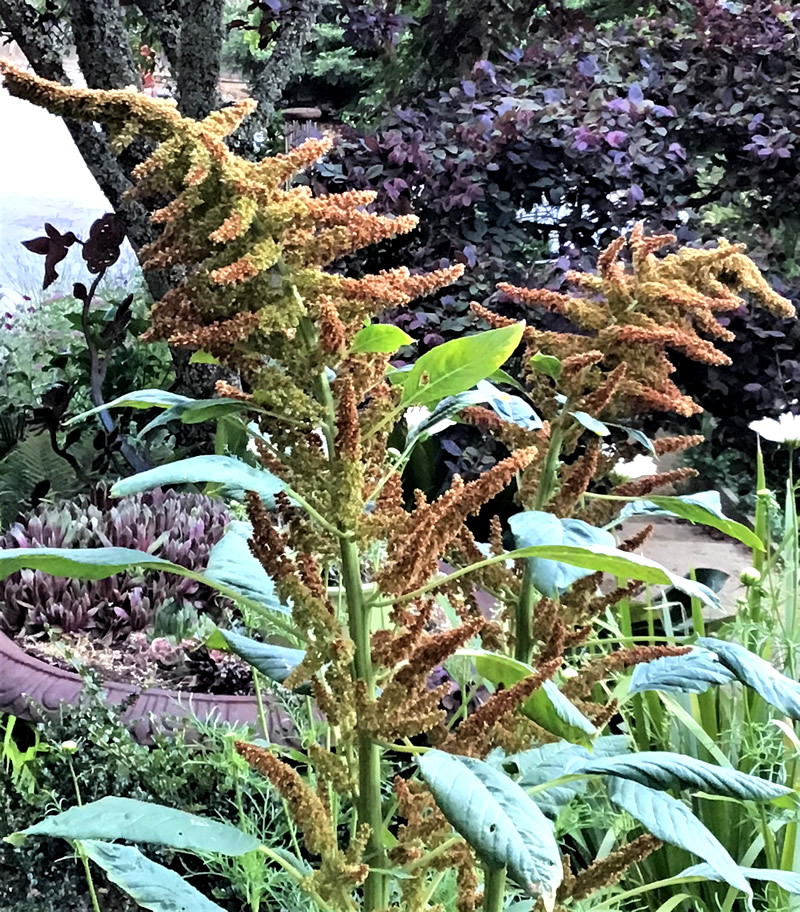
left=0, top=545, right=299, bottom=639
left=680, top=863, right=800, bottom=895
left=606, top=778, right=751, bottom=896
left=461, top=649, right=596, bottom=743
left=569, top=410, right=610, bottom=436
left=506, top=543, right=720, bottom=611
left=629, top=648, right=736, bottom=695
left=698, top=637, right=800, bottom=720
left=498, top=741, right=592, bottom=818
left=614, top=492, right=763, bottom=551
left=79, top=841, right=226, bottom=912
left=529, top=352, right=561, bottom=380
left=573, top=751, right=790, bottom=800
left=189, top=350, right=220, bottom=365
left=418, top=750, right=562, bottom=904
left=215, top=629, right=308, bottom=692
left=400, top=323, right=524, bottom=407
left=509, top=511, right=615, bottom=597
left=110, top=455, right=284, bottom=508
left=67, top=389, right=196, bottom=424
left=204, top=521, right=289, bottom=617
left=351, top=323, right=414, bottom=353
left=11, top=797, right=258, bottom=854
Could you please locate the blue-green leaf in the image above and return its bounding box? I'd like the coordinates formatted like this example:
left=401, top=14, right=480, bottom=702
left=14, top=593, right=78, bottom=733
left=629, top=649, right=735, bottom=695
left=79, top=841, right=226, bottom=912
left=604, top=423, right=657, bottom=455
left=498, top=542, right=719, bottom=610
left=111, top=455, right=284, bottom=507
left=477, top=381, right=541, bottom=430
left=606, top=779, right=751, bottom=896
left=498, top=741, right=591, bottom=818
left=205, top=522, right=287, bottom=616
left=573, top=752, right=790, bottom=800
left=10, top=797, right=259, bottom=855
left=399, top=323, right=524, bottom=407
left=680, top=863, right=800, bottom=895
left=698, top=637, right=800, bottom=720
left=351, top=323, right=414, bottom=353
left=418, top=750, right=562, bottom=903
left=67, top=389, right=195, bottom=424
left=0, top=545, right=299, bottom=639
left=570, top=411, right=610, bottom=436
left=509, top=511, right=615, bottom=596
left=216, top=629, right=308, bottom=691
left=614, top=492, right=763, bottom=551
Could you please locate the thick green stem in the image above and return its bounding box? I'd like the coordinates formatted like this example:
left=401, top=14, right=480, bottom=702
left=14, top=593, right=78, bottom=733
left=340, top=537, right=387, bottom=911
left=515, top=564, right=536, bottom=664
left=746, top=442, right=769, bottom=634
left=514, top=425, right=565, bottom=663
left=482, top=865, right=507, bottom=912
left=298, top=307, right=387, bottom=909
left=535, top=426, right=565, bottom=511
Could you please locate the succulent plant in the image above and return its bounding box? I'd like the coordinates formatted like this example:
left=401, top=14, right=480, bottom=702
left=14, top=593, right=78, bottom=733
left=0, top=489, right=230, bottom=638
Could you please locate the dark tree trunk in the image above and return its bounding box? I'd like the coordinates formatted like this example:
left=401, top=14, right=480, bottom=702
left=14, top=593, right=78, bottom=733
left=176, top=0, right=225, bottom=118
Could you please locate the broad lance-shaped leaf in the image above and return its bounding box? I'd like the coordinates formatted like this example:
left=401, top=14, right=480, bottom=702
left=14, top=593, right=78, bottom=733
left=495, top=741, right=592, bottom=819
left=458, top=648, right=596, bottom=743
left=399, top=323, right=524, bottom=407
left=509, top=512, right=615, bottom=597
left=506, top=542, right=720, bottom=611
left=205, top=521, right=289, bottom=617
left=680, top=863, right=800, bottom=895
left=111, top=455, right=284, bottom=508
left=606, top=778, right=751, bottom=897
left=211, top=628, right=309, bottom=692
left=495, top=737, right=631, bottom=818
left=629, top=648, right=735, bottom=695
left=406, top=380, right=540, bottom=446
left=571, top=751, right=790, bottom=800
left=0, top=545, right=300, bottom=640
left=7, top=797, right=259, bottom=855
left=698, top=636, right=800, bottom=720
left=418, top=750, right=562, bottom=905
left=70, top=388, right=249, bottom=432
left=79, top=841, right=226, bottom=912
left=613, top=492, right=763, bottom=551
left=67, top=389, right=196, bottom=422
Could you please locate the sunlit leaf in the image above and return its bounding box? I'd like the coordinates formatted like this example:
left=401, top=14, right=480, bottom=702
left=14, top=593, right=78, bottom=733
left=399, top=323, right=524, bottom=406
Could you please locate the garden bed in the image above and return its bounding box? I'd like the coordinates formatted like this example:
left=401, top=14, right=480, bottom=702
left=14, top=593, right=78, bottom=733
left=0, top=630, right=287, bottom=742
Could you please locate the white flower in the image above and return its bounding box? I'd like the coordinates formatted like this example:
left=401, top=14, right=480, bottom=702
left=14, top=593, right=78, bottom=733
left=612, top=454, right=658, bottom=483
left=749, top=413, right=800, bottom=447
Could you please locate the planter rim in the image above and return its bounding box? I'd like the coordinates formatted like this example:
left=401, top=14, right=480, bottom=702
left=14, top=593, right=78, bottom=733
left=0, top=628, right=280, bottom=741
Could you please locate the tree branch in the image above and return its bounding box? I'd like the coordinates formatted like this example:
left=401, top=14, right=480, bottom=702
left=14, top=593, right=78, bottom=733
left=241, top=0, right=323, bottom=135
left=68, top=0, right=140, bottom=90
left=176, top=0, right=225, bottom=118
left=0, top=0, right=157, bottom=254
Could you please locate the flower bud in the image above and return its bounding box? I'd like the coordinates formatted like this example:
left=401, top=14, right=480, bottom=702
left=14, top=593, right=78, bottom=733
left=739, top=567, right=762, bottom=587
left=60, top=740, right=79, bottom=754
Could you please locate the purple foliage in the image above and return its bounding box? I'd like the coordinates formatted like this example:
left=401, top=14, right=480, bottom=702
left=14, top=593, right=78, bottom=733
left=0, top=489, right=230, bottom=639
left=312, top=0, right=800, bottom=466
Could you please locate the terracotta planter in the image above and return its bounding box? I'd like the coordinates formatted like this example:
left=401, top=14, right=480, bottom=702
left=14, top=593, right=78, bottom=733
left=0, top=630, right=287, bottom=742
